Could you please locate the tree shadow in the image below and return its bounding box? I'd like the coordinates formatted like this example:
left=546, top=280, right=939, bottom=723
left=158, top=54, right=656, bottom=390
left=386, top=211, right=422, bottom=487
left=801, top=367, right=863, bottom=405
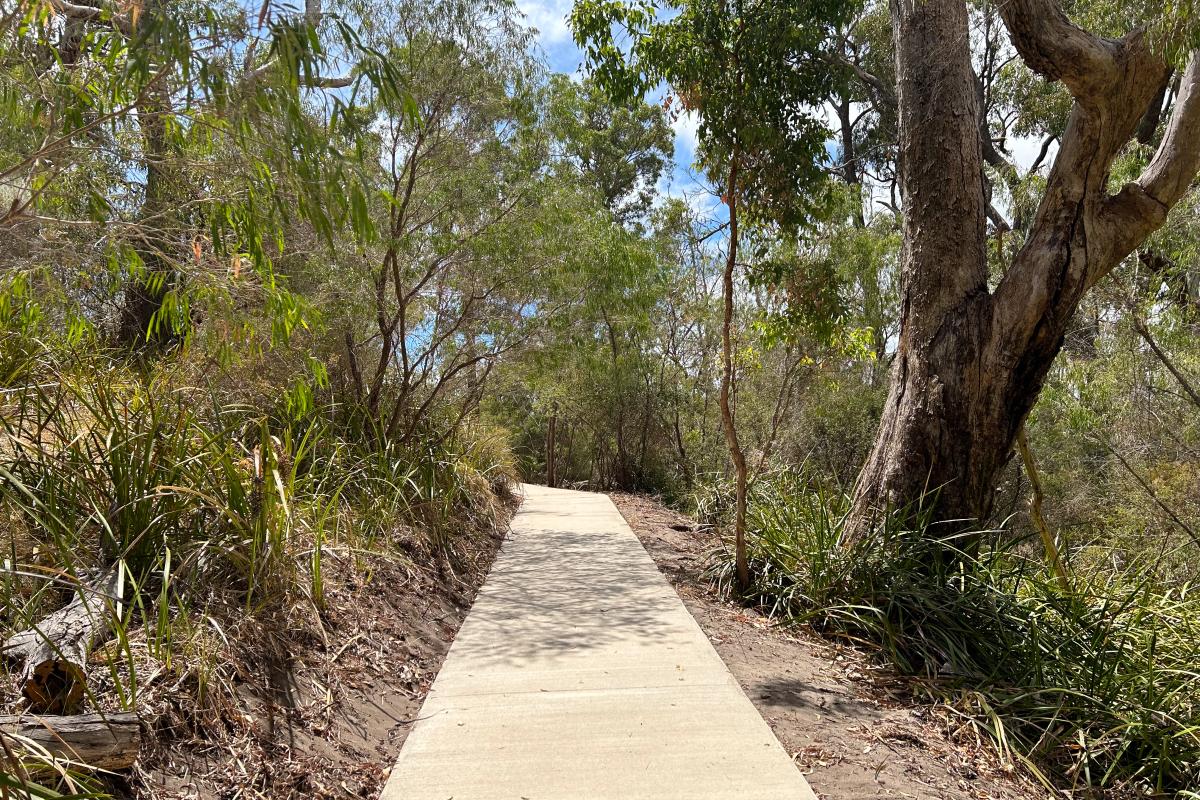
left=442, top=499, right=688, bottom=669
left=750, top=677, right=882, bottom=722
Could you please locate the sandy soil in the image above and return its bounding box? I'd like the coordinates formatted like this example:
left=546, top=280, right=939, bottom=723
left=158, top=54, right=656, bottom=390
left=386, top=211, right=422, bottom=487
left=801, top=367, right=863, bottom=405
left=132, top=524, right=508, bottom=800
left=610, top=492, right=1051, bottom=800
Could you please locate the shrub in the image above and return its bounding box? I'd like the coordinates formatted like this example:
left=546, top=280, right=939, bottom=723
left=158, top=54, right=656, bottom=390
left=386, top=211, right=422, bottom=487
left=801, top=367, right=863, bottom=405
left=707, top=469, right=1200, bottom=797
left=0, top=356, right=517, bottom=794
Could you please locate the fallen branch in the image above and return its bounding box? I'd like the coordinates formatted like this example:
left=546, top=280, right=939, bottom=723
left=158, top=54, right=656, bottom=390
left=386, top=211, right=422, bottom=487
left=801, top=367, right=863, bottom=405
left=0, top=712, right=141, bottom=772
left=2, top=569, right=122, bottom=713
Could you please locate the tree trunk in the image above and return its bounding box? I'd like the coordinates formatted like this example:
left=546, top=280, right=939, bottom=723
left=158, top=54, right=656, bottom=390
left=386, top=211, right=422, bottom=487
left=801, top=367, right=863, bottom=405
left=673, top=409, right=694, bottom=494
left=562, top=422, right=575, bottom=486
left=600, top=310, right=631, bottom=489
left=546, top=410, right=557, bottom=488
left=847, top=0, right=1200, bottom=539
left=0, top=713, right=141, bottom=772
left=719, top=158, right=750, bottom=591
left=2, top=571, right=122, bottom=714
left=835, top=94, right=866, bottom=227
left=849, top=0, right=989, bottom=532
left=119, top=8, right=184, bottom=351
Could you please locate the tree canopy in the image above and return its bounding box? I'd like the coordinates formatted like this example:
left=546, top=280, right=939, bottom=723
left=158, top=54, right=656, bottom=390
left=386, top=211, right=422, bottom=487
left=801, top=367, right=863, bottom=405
left=3, top=0, right=1200, bottom=795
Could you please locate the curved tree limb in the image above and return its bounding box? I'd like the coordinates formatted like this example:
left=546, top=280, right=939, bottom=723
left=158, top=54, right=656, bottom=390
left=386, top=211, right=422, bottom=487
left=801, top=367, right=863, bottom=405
left=1138, top=54, right=1200, bottom=208
left=1097, top=53, right=1200, bottom=281
left=994, top=0, right=1120, bottom=97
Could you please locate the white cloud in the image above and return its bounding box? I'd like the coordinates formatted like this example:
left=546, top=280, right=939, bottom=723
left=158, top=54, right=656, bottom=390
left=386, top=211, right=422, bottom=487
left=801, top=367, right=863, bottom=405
left=670, top=110, right=701, bottom=163
left=517, top=0, right=573, bottom=45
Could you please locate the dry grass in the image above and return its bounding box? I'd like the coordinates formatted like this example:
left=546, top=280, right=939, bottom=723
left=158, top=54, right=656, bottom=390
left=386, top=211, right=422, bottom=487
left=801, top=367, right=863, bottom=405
left=1, top=359, right=518, bottom=798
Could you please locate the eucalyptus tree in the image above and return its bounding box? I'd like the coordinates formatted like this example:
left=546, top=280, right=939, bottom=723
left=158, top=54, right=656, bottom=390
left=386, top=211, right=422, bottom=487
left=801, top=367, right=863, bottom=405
left=480, top=200, right=669, bottom=488
left=547, top=74, right=674, bottom=227
left=846, top=0, right=1200, bottom=537
left=325, top=0, right=627, bottom=446
left=0, top=0, right=401, bottom=354
left=826, top=3, right=897, bottom=220
left=536, top=75, right=674, bottom=485
left=572, top=0, right=854, bottom=587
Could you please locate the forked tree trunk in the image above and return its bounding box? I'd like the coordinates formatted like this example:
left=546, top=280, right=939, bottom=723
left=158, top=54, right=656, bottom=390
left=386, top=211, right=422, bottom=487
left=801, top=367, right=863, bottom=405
left=848, top=0, right=1200, bottom=539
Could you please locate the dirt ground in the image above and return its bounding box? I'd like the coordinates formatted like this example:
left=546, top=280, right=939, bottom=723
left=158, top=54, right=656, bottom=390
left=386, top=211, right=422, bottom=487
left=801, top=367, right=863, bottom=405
left=610, top=492, right=1052, bottom=800
left=131, top=525, right=507, bottom=800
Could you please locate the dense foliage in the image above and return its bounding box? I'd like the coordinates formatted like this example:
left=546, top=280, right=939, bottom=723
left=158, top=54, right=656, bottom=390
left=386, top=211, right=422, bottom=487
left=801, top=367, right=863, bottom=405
left=2, top=0, right=1199, bottom=797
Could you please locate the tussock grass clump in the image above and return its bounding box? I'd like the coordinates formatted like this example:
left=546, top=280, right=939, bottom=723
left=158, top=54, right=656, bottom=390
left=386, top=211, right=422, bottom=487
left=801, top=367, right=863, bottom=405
left=705, top=469, right=1200, bottom=797
left=0, top=358, right=517, bottom=796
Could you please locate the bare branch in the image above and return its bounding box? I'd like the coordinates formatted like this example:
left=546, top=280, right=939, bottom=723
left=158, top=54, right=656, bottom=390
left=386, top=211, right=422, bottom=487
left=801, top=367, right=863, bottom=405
left=831, top=52, right=895, bottom=110
left=1137, top=70, right=1174, bottom=144
left=1139, top=54, right=1200, bottom=209
left=1027, top=134, right=1056, bottom=174
left=994, top=0, right=1120, bottom=97
left=246, top=57, right=353, bottom=88
left=986, top=199, right=1012, bottom=232
left=49, top=0, right=131, bottom=32
left=314, top=74, right=354, bottom=88
left=1129, top=302, right=1200, bottom=410
left=1098, top=53, right=1200, bottom=274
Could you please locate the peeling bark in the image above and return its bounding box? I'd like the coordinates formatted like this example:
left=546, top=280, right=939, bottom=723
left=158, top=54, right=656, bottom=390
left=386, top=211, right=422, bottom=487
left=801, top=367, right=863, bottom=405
left=848, top=0, right=1200, bottom=539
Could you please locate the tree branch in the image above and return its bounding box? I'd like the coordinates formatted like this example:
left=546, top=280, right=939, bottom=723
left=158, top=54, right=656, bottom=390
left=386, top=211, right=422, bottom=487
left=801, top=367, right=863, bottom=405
left=1027, top=134, right=1057, bottom=174
left=976, top=70, right=1019, bottom=183
left=48, top=0, right=131, bottom=32
left=1129, top=306, right=1200, bottom=409
left=986, top=199, right=1012, bottom=232
left=1137, top=69, right=1173, bottom=144
left=1098, top=53, right=1200, bottom=276
left=1138, top=54, right=1200, bottom=209
left=246, top=57, right=353, bottom=88
left=995, top=0, right=1120, bottom=97
left=830, top=52, right=895, bottom=110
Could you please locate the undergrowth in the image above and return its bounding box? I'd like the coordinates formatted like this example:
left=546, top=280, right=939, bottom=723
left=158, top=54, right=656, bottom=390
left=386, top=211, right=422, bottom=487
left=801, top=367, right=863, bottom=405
left=702, top=469, right=1200, bottom=798
left=0, top=356, right=517, bottom=797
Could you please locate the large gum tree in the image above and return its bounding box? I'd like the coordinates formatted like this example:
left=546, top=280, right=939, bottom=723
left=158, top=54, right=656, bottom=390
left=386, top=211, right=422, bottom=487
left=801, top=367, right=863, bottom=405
left=848, top=0, right=1200, bottom=536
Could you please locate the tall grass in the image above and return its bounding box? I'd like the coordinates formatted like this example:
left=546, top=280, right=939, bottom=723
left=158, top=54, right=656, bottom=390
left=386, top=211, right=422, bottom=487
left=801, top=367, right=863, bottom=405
left=705, top=469, right=1200, bottom=797
left=0, top=358, right=517, bottom=795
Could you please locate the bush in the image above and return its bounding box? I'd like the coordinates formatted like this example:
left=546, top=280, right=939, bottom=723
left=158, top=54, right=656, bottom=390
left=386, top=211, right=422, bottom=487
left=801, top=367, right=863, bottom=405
left=707, top=469, right=1200, bottom=797
left=0, top=356, right=516, bottom=793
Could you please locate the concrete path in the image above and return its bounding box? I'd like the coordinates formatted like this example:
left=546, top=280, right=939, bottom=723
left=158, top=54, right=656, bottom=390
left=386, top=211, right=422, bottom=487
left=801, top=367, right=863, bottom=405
left=380, top=484, right=817, bottom=800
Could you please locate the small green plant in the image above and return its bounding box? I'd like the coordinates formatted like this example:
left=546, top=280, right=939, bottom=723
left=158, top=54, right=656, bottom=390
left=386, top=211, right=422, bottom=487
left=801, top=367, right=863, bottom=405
left=1, top=354, right=517, bottom=786
left=706, top=468, right=1200, bottom=797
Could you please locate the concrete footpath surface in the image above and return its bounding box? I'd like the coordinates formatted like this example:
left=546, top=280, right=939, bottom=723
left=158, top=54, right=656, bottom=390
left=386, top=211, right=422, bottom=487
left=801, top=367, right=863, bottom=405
left=380, top=484, right=818, bottom=800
